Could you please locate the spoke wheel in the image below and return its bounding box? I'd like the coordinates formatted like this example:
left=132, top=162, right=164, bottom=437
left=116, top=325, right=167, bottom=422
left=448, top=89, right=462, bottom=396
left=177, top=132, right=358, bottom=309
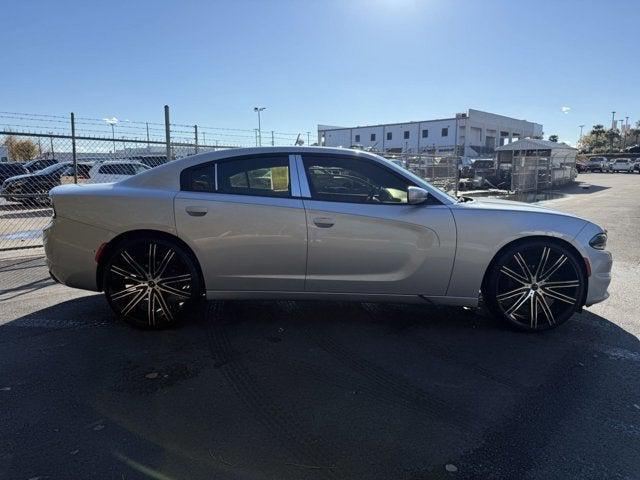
left=104, top=237, right=201, bottom=329
left=485, top=240, right=585, bottom=331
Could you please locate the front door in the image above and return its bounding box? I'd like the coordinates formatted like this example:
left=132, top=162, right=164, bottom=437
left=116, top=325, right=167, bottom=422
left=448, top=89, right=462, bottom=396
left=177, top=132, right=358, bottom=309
left=175, top=154, right=307, bottom=292
left=299, top=154, right=456, bottom=296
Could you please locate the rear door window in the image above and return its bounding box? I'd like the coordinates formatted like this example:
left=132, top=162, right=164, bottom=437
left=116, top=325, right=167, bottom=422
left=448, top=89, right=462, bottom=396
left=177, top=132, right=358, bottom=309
left=217, top=156, right=290, bottom=197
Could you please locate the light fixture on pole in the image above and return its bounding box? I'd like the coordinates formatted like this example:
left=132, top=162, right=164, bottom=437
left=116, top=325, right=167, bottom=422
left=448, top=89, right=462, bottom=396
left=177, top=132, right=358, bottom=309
left=578, top=124, right=585, bottom=139
left=253, top=107, right=266, bottom=146
left=104, top=116, right=119, bottom=159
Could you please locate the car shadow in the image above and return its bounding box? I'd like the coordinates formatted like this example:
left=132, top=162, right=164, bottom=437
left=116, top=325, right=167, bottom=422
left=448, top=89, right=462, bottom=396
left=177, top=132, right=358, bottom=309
left=1, top=297, right=638, bottom=480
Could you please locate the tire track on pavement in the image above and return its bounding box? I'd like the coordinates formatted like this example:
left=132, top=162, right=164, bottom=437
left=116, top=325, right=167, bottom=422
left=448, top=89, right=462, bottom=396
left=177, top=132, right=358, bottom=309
left=283, top=301, right=477, bottom=435
left=204, top=301, right=345, bottom=480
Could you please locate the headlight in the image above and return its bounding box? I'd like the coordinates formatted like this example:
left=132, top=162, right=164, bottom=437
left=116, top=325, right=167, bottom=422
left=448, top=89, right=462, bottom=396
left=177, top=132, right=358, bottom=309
left=589, top=232, right=607, bottom=250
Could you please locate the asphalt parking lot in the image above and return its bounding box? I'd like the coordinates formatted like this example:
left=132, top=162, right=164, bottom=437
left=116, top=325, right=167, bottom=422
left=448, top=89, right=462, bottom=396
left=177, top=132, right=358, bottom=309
left=1, top=173, right=639, bottom=480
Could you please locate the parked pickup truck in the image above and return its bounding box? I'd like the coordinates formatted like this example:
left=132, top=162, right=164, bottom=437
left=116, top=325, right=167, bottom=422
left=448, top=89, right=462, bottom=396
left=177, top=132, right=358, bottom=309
left=586, top=156, right=608, bottom=172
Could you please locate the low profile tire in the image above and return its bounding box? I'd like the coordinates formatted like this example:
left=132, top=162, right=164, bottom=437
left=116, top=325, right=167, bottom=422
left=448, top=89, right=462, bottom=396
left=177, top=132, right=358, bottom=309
left=484, top=239, right=586, bottom=332
left=103, top=236, right=202, bottom=329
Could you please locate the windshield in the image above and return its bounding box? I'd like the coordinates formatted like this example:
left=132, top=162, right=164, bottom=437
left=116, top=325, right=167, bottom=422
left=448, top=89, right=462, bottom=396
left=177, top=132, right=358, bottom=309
left=36, top=163, right=68, bottom=174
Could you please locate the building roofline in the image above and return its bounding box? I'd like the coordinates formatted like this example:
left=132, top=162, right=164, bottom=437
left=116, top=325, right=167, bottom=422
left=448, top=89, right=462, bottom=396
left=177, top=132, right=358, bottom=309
left=318, top=117, right=458, bottom=132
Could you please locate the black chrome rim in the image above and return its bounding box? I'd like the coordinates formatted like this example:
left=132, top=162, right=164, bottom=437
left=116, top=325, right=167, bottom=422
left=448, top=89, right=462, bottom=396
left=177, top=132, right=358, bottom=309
left=495, top=245, right=581, bottom=329
left=106, top=242, right=193, bottom=326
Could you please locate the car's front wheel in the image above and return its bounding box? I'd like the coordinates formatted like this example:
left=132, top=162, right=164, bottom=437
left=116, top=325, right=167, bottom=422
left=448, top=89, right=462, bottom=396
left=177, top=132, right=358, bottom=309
left=103, top=236, right=202, bottom=329
left=484, top=239, right=586, bottom=331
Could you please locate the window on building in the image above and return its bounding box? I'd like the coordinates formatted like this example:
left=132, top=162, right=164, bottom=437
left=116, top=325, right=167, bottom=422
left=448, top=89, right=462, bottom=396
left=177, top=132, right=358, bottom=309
left=441, top=127, right=449, bottom=137
left=422, top=129, right=428, bottom=138
left=354, top=134, right=360, bottom=143
left=404, top=131, right=410, bottom=139
left=302, top=155, right=412, bottom=204
left=370, top=133, right=376, bottom=141
left=386, top=132, right=392, bottom=141
left=217, top=156, right=290, bottom=197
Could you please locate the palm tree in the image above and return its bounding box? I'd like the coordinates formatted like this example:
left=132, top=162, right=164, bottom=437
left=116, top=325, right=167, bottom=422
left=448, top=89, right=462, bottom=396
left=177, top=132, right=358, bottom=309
left=605, top=128, right=620, bottom=152
left=591, top=124, right=605, bottom=139
left=548, top=134, right=559, bottom=142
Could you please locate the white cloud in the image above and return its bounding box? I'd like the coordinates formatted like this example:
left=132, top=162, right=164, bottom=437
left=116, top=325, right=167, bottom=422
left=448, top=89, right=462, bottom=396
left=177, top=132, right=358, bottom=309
left=561, top=106, right=571, bottom=114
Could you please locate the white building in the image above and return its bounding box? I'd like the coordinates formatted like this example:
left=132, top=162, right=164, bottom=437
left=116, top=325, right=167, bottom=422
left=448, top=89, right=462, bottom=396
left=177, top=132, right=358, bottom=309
left=318, top=109, right=543, bottom=157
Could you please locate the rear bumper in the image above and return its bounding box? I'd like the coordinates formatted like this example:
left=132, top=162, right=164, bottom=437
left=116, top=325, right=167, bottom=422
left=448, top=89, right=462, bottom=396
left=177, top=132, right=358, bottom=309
left=43, top=217, right=113, bottom=292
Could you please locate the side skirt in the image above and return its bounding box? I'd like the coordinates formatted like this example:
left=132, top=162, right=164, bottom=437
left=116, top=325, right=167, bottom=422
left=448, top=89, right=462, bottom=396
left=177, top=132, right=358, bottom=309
left=205, top=290, right=479, bottom=307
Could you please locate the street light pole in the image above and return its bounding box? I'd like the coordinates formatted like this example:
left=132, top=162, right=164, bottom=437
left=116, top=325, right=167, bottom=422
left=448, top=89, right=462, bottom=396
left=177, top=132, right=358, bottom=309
left=111, top=124, right=116, bottom=159
left=611, top=111, right=616, bottom=130
left=253, top=107, right=266, bottom=146
left=579, top=124, right=585, bottom=139
left=105, top=117, right=119, bottom=160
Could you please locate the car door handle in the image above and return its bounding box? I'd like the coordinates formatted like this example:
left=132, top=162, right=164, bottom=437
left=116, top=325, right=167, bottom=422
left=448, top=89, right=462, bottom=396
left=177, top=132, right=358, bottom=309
left=313, top=217, right=335, bottom=228
left=185, top=206, right=208, bottom=217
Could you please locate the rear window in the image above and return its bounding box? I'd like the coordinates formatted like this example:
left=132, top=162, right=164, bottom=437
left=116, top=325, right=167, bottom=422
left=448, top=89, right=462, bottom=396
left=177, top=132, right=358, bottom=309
left=0, top=164, right=25, bottom=174
left=98, top=164, right=137, bottom=175
left=615, top=159, right=628, bottom=164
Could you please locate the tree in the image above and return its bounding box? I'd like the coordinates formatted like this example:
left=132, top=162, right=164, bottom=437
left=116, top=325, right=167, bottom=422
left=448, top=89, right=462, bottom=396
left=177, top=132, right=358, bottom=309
left=605, top=128, right=620, bottom=152
left=548, top=135, right=559, bottom=142
left=2, top=135, right=38, bottom=161
left=631, top=120, right=640, bottom=146
left=590, top=124, right=606, bottom=139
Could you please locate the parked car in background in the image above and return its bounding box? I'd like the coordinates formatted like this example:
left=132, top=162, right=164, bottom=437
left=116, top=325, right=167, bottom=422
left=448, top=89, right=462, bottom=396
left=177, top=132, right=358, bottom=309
left=127, top=155, right=167, bottom=169
left=586, top=156, right=608, bottom=172
left=23, top=158, right=59, bottom=173
left=634, top=159, right=640, bottom=173
left=1, top=161, right=92, bottom=204
left=609, top=158, right=634, bottom=173
left=575, top=159, right=588, bottom=173
left=45, top=147, right=611, bottom=332
left=0, top=163, right=28, bottom=183
left=88, top=161, right=149, bottom=184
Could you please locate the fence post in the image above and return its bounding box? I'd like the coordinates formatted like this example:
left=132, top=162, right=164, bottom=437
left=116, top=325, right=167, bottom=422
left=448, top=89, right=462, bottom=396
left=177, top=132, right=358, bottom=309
left=194, top=125, right=199, bottom=154
left=164, top=105, right=171, bottom=161
left=70, top=112, right=78, bottom=184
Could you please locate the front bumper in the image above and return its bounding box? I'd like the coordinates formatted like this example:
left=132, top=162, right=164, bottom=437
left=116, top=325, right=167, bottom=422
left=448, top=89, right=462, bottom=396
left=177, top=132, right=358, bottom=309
left=574, top=223, right=613, bottom=306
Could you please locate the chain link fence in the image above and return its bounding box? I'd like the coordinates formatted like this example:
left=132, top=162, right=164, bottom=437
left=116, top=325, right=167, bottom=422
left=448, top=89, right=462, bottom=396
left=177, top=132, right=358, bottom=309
left=382, top=152, right=459, bottom=194
left=0, top=108, right=465, bottom=295
left=510, top=152, right=577, bottom=193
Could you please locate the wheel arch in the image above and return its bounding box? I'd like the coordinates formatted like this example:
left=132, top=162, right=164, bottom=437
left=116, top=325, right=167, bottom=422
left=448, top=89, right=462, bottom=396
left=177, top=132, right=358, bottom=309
left=480, top=235, right=589, bottom=306
left=96, top=229, right=205, bottom=293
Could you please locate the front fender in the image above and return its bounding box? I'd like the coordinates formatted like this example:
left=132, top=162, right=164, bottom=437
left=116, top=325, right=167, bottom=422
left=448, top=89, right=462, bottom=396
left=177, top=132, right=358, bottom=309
left=446, top=209, right=588, bottom=300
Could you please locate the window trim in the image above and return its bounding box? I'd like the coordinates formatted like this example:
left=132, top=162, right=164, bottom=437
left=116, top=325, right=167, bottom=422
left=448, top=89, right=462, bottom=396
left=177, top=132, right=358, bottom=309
left=180, top=153, right=295, bottom=199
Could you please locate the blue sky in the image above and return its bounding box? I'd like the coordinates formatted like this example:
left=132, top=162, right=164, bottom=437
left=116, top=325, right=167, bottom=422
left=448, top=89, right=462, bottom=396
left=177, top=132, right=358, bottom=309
left=1, top=0, right=639, bottom=144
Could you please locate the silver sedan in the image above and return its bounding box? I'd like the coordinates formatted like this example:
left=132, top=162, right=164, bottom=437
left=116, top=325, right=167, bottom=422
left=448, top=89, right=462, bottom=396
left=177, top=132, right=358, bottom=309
left=44, top=147, right=612, bottom=331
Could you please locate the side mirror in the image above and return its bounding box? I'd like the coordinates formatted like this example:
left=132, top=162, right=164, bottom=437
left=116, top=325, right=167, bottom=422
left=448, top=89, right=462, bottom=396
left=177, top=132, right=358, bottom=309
left=407, top=186, right=429, bottom=205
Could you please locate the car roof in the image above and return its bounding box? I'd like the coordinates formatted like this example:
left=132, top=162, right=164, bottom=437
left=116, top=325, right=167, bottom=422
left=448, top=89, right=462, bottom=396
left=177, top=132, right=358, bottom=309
left=119, top=146, right=456, bottom=205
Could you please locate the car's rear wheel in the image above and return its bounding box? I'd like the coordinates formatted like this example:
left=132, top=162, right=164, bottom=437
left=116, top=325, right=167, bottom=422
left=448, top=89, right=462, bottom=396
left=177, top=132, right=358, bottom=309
left=103, top=236, right=202, bottom=329
left=484, top=239, right=586, bottom=331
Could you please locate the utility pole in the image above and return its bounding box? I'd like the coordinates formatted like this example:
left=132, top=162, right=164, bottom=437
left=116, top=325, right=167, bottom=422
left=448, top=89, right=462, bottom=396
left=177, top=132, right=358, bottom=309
left=579, top=124, right=585, bottom=140
left=611, top=111, right=616, bottom=130
left=271, top=130, right=274, bottom=146
left=307, top=131, right=311, bottom=146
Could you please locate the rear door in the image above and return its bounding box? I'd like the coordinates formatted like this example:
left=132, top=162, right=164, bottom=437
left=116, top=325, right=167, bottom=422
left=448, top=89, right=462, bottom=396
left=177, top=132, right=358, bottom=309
left=174, top=154, right=307, bottom=292
left=298, top=153, right=456, bottom=296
